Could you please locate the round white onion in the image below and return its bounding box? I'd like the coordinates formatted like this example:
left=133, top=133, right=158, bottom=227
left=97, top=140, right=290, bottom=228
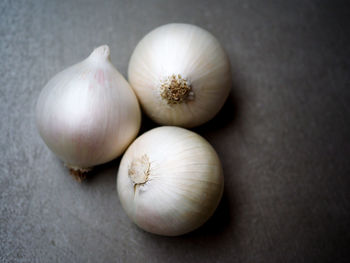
left=128, top=23, right=232, bottom=128
left=117, top=126, right=224, bottom=236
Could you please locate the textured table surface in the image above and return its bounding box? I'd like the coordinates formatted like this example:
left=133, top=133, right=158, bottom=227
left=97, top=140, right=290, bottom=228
left=1, top=0, right=349, bottom=262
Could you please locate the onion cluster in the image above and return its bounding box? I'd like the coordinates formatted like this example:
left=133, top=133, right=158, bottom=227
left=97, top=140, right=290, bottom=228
left=36, top=23, right=231, bottom=235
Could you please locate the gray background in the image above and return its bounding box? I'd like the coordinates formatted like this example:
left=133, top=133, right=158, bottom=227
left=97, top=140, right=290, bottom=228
left=1, top=0, right=349, bottom=262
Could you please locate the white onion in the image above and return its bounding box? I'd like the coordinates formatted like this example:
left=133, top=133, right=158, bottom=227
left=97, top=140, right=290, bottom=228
left=128, top=23, right=232, bottom=128
left=36, top=45, right=141, bottom=177
left=117, top=126, right=224, bottom=236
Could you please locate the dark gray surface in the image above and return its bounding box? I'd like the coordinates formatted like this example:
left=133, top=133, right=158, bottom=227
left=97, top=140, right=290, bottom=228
left=1, top=0, right=350, bottom=262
